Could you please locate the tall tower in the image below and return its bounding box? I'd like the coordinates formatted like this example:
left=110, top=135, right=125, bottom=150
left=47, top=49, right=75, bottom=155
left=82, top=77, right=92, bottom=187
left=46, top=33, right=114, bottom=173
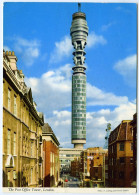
left=70, top=4, right=88, bottom=149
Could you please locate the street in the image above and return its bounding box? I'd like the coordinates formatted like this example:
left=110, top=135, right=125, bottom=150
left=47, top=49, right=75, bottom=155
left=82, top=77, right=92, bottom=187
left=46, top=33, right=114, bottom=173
left=61, top=174, right=81, bottom=188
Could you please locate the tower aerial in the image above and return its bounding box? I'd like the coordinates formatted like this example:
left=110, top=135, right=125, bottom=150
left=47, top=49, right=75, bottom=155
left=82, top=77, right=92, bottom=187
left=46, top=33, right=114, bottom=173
left=70, top=4, right=88, bottom=149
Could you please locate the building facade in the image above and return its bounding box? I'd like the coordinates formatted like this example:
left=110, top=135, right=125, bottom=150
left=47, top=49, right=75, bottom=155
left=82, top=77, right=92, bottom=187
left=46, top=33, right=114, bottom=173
left=80, top=147, right=108, bottom=187
left=130, top=113, right=137, bottom=187
left=70, top=7, right=89, bottom=149
left=108, top=120, right=134, bottom=187
left=71, top=157, right=81, bottom=178
left=42, top=123, right=60, bottom=187
left=59, top=148, right=84, bottom=175
left=3, top=50, right=44, bottom=187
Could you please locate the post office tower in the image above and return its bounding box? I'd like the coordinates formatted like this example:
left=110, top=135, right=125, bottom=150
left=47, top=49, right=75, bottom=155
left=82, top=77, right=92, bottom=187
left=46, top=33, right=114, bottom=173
left=70, top=6, right=88, bottom=149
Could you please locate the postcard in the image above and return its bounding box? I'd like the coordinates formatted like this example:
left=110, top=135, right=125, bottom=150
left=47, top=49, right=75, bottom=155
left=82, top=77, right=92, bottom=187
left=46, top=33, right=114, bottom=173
left=1, top=0, right=137, bottom=194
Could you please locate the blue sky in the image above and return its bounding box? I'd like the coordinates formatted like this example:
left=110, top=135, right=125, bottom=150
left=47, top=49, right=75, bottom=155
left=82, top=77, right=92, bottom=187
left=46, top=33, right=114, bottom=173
left=3, top=2, right=137, bottom=148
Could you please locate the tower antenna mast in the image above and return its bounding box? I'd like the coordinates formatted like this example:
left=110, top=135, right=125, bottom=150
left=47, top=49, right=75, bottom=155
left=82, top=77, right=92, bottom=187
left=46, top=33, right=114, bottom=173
left=78, top=3, right=81, bottom=12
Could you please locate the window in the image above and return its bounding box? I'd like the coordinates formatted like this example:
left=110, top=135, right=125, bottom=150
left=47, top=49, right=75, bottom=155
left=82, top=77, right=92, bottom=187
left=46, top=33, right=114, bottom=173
left=95, top=168, right=98, bottom=173
left=14, top=95, right=17, bottom=116
left=7, top=129, right=11, bottom=154
left=13, top=132, right=16, bottom=155
left=8, top=88, right=11, bottom=111
left=130, top=157, right=133, bottom=163
left=53, top=153, right=54, bottom=163
left=30, top=168, right=33, bottom=184
left=131, top=143, right=133, bottom=150
left=114, top=158, right=116, bottom=165
left=119, top=171, right=124, bottom=179
left=8, top=171, right=11, bottom=187
left=130, top=172, right=133, bottom=179
left=13, top=170, right=17, bottom=180
left=31, top=142, right=33, bottom=157
left=131, top=128, right=133, bottom=136
left=112, top=170, right=113, bottom=178
left=112, top=145, right=113, bottom=153
left=119, top=142, right=124, bottom=151
left=119, top=157, right=125, bottom=163
left=50, top=167, right=52, bottom=176
left=50, top=152, right=52, bottom=163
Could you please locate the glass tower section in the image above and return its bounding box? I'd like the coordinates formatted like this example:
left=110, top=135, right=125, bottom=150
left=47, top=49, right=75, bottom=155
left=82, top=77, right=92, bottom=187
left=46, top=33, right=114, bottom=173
left=70, top=10, right=88, bottom=149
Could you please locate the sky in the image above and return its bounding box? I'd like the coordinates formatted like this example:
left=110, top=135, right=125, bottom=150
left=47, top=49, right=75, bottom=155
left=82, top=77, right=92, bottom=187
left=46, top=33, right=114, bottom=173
left=3, top=2, right=137, bottom=149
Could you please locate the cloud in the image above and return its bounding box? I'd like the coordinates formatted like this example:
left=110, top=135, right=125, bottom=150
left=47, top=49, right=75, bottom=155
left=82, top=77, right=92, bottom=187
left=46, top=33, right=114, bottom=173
left=25, top=63, right=72, bottom=115
left=87, top=83, right=128, bottom=106
left=87, top=31, right=107, bottom=48
left=115, top=6, right=132, bottom=14
left=3, top=45, right=11, bottom=51
left=45, top=110, right=72, bottom=148
left=101, top=22, right=115, bottom=31
left=116, top=6, right=123, bottom=11
left=24, top=63, right=136, bottom=148
left=114, top=54, right=137, bottom=87
left=5, top=36, right=40, bottom=66
left=49, top=36, right=73, bottom=64
left=43, top=101, right=136, bottom=148
left=49, top=32, right=107, bottom=63
left=25, top=63, right=130, bottom=118
left=86, top=101, right=136, bottom=148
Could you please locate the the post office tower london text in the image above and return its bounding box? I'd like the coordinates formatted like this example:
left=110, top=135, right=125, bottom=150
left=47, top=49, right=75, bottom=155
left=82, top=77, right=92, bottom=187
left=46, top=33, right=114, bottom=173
left=70, top=5, right=88, bottom=149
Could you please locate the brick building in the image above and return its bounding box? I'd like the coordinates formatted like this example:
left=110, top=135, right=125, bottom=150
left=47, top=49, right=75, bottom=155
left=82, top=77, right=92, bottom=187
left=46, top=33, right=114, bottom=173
left=108, top=120, right=134, bottom=187
left=80, top=147, right=107, bottom=187
left=3, top=50, right=44, bottom=187
left=42, top=123, right=60, bottom=187
left=130, top=113, right=137, bottom=187
left=105, top=153, right=109, bottom=187
left=71, top=157, right=81, bottom=178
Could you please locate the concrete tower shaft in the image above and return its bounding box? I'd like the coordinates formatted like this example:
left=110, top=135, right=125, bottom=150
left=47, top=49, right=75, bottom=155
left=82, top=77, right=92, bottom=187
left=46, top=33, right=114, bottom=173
left=70, top=9, right=88, bottom=149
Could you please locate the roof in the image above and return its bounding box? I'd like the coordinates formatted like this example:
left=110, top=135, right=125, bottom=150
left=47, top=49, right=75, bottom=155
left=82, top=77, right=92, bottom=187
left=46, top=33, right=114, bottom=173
left=42, top=123, right=53, bottom=134
left=42, top=123, right=60, bottom=146
left=109, top=120, right=132, bottom=144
